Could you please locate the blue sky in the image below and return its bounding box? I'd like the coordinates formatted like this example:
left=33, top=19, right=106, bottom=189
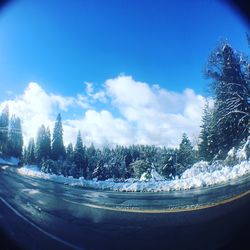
left=0, top=0, right=249, bottom=147
left=0, top=0, right=249, bottom=98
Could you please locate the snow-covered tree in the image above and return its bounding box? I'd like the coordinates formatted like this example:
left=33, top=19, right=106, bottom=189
left=51, top=114, right=65, bottom=160
left=85, top=143, right=97, bottom=178
left=108, top=147, right=127, bottom=179
left=130, top=159, right=151, bottom=179
left=66, top=143, right=74, bottom=162
left=198, top=102, right=217, bottom=161
left=206, top=43, right=250, bottom=159
left=0, top=105, right=9, bottom=155
left=7, top=115, right=23, bottom=158
left=41, top=159, right=60, bottom=174
left=160, top=148, right=179, bottom=177
left=26, top=138, right=36, bottom=164
left=73, top=131, right=87, bottom=178
left=36, top=125, right=51, bottom=162
left=177, top=133, right=196, bottom=173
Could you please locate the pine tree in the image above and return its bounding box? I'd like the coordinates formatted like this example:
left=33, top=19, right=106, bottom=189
left=36, top=125, right=51, bottom=162
left=51, top=114, right=65, bottom=161
left=7, top=115, right=23, bottom=158
left=66, top=143, right=74, bottom=162
left=160, top=148, right=178, bottom=177
left=23, top=146, right=28, bottom=164
left=73, top=131, right=87, bottom=178
left=198, top=102, right=217, bottom=161
left=86, top=143, right=97, bottom=178
left=130, top=159, right=150, bottom=179
left=177, top=133, right=195, bottom=172
left=0, top=105, right=9, bottom=156
left=27, top=138, right=36, bottom=164
left=206, top=43, right=250, bottom=158
left=45, top=127, right=51, bottom=159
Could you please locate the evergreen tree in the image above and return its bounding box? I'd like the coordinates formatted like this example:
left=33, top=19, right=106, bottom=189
left=7, top=115, right=23, bottom=158
left=160, top=148, right=179, bottom=177
left=27, top=138, right=36, bottom=164
left=108, top=146, right=127, bottom=179
left=45, top=127, right=51, bottom=159
left=23, top=146, right=28, bottom=164
left=0, top=105, right=9, bottom=155
left=206, top=43, right=250, bottom=159
left=198, top=102, right=217, bottom=161
left=92, top=163, right=109, bottom=180
left=66, top=143, right=74, bottom=162
left=36, top=125, right=51, bottom=162
left=177, top=133, right=195, bottom=173
left=51, top=114, right=65, bottom=160
left=130, top=159, right=150, bottom=179
left=86, top=143, right=97, bottom=179
left=73, top=131, right=87, bottom=178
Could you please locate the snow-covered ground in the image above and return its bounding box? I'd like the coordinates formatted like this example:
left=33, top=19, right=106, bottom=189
left=0, top=157, right=19, bottom=166
left=2, top=141, right=250, bottom=192
left=16, top=160, right=250, bottom=192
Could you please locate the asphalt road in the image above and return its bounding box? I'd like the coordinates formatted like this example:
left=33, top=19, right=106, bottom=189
left=0, top=165, right=250, bottom=250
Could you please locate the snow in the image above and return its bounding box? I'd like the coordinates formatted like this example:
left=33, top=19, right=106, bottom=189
left=139, top=165, right=165, bottom=182
left=139, top=172, right=149, bottom=182
left=236, top=139, right=250, bottom=161
left=150, top=168, right=165, bottom=181
left=16, top=160, right=250, bottom=192
left=227, top=147, right=236, bottom=158
left=0, top=157, right=19, bottom=166
left=5, top=140, right=250, bottom=192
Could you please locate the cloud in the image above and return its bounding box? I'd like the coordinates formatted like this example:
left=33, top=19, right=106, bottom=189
left=84, top=81, right=107, bottom=103
left=0, top=76, right=207, bottom=148
left=105, top=75, right=206, bottom=147
left=0, top=82, right=89, bottom=146
left=64, top=110, right=133, bottom=147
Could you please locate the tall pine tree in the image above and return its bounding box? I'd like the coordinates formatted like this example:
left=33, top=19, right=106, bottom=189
left=51, top=114, right=65, bottom=160
left=66, top=143, right=74, bottom=162
left=7, top=115, right=23, bottom=158
left=27, top=138, right=36, bottom=164
left=177, top=133, right=195, bottom=172
left=0, top=105, right=9, bottom=156
left=73, top=131, right=87, bottom=178
left=205, top=43, right=250, bottom=159
left=198, top=102, right=217, bottom=161
left=36, top=125, right=51, bottom=162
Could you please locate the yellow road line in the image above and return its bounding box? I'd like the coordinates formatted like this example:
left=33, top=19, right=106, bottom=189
left=64, top=188, right=250, bottom=214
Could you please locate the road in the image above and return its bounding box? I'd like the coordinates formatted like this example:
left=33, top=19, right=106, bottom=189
left=0, top=165, right=250, bottom=250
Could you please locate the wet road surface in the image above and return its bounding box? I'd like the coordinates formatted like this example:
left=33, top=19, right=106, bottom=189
left=0, top=166, right=250, bottom=250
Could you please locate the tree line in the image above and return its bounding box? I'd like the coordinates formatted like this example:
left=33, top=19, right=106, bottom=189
left=0, top=105, right=23, bottom=159
left=0, top=38, right=249, bottom=180
left=0, top=106, right=196, bottom=179
left=22, top=113, right=196, bottom=179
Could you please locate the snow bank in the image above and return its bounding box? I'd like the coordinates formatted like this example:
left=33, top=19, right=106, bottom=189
left=16, top=160, right=250, bottom=192
left=140, top=168, right=165, bottom=182
left=0, top=157, right=19, bottom=166
left=150, top=168, right=165, bottom=181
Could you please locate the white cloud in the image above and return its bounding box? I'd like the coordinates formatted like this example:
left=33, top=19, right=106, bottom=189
left=64, top=110, right=133, bottom=147
left=85, top=81, right=107, bottom=103
left=0, top=82, right=89, bottom=146
left=105, top=75, right=206, bottom=147
left=0, top=76, right=207, bottom=148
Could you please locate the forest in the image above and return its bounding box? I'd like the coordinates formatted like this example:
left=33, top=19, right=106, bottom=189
left=0, top=39, right=249, bottom=181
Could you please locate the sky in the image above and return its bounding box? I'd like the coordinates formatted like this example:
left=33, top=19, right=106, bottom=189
left=0, top=0, right=249, bottom=148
